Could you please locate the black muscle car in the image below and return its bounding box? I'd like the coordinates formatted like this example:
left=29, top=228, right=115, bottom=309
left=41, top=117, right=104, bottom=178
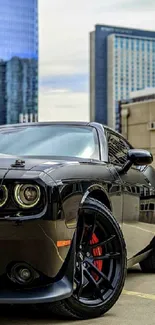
left=0, top=121, right=154, bottom=319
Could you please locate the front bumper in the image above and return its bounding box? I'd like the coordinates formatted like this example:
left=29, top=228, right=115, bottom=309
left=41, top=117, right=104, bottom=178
left=0, top=168, right=77, bottom=303
left=0, top=276, right=72, bottom=304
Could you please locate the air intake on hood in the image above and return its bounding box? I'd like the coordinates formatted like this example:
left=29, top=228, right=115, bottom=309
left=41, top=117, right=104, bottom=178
left=11, top=159, right=25, bottom=168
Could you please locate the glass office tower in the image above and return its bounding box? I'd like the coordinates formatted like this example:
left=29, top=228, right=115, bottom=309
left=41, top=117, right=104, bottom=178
left=90, top=25, right=155, bottom=131
left=0, top=0, right=38, bottom=125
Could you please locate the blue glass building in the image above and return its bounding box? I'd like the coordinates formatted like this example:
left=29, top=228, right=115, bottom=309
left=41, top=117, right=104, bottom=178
left=0, top=0, right=38, bottom=125
left=90, top=25, right=155, bottom=131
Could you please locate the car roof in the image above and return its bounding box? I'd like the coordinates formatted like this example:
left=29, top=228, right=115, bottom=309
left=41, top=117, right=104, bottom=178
left=0, top=121, right=119, bottom=137
left=0, top=121, right=102, bottom=128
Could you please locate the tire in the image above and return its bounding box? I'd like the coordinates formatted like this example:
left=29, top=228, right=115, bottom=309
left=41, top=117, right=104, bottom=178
left=38, top=198, right=127, bottom=320
left=140, top=251, right=155, bottom=273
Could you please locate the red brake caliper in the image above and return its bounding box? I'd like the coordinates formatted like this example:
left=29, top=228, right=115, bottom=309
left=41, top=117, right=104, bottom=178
left=90, top=233, right=103, bottom=281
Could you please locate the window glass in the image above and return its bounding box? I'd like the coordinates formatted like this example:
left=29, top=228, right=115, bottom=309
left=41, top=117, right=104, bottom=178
left=107, top=131, right=131, bottom=165
left=0, top=124, right=100, bottom=160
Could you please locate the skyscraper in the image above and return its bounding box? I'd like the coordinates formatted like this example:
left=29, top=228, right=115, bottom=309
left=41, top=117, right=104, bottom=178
left=90, top=25, right=155, bottom=131
left=0, top=0, right=38, bottom=125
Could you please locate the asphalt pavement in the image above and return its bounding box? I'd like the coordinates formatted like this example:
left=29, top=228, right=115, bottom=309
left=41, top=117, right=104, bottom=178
left=1, top=265, right=155, bottom=325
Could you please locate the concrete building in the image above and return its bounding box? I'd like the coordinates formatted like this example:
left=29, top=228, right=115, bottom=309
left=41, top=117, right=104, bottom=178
left=90, top=24, right=155, bottom=131
left=0, top=0, right=38, bottom=125
left=6, top=57, right=38, bottom=124
left=121, top=88, right=155, bottom=166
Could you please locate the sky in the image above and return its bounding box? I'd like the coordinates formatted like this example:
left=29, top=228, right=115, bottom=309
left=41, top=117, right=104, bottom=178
left=38, top=0, right=155, bottom=122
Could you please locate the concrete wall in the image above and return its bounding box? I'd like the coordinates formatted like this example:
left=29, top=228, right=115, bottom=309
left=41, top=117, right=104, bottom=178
left=121, top=100, right=155, bottom=167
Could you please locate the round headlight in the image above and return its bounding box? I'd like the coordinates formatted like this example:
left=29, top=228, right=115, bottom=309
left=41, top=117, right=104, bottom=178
left=14, top=184, right=41, bottom=208
left=0, top=185, right=8, bottom=207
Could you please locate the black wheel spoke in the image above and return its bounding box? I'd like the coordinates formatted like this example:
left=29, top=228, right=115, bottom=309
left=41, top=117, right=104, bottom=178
left=84, top=214, right=97, bottom=251
left=77, top=264, right=84, bottom=298
left=79, top=222, right=87, bottom=246
left=89, top=235, right=116, bottom=249
left=93, top=252, right=121, bottom=261
left=89, top=214, right=97, bottom=239
left=84, top=268, right=104, bottom=301
left=78, top=214, right=97, bottom=247
left=87, top=261, right=114, bottom=290
left=74, top=277, right=79, bottom=285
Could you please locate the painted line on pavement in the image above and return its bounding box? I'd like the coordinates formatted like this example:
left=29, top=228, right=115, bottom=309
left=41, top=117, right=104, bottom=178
left=123, top=289, right=155, bottom=301
left=123, top=223, right=155, bottom=235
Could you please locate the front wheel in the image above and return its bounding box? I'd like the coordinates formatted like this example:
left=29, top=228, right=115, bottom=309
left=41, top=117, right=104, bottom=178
left=49, top=198, right=127, bottom=319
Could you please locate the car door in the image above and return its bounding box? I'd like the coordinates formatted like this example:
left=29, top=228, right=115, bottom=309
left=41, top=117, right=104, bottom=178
left=106, top=129, right=155, bottom=260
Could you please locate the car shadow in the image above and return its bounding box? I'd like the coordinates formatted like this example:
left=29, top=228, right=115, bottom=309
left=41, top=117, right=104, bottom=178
left=127, top=264, right=155, bottom=277
left=0, top=306, right=67, bottom=324
left=127, top=267, right=142, bottom=273
left=0, top=304, right=115, bottom=324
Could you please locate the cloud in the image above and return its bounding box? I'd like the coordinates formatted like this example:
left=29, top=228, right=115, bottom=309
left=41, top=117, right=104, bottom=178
left=39, top=90, right=89, bottom=122
left=40, top=74, right=88, bottom=93
left=114, top=0, right=155, bottom=11
left=94, top=0, right=155, bottom=12
left=41, top=88, right=70, bottom=95
left=38, top=0, right=155, bottom=122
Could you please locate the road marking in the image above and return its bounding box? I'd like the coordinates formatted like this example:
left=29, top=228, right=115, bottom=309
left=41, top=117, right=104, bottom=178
left=123, top=289, right=155, bottom=301
left=123, top=223, right=155, bottom=235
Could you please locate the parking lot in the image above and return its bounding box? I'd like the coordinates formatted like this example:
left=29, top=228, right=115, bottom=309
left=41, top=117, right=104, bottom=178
left=0, top=265, right=154, bottom=325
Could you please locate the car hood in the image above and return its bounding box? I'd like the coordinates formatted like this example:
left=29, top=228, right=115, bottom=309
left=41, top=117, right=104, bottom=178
left=0, top=153, right=109, bottom=184
left=0, top=153, right=88, bottom=172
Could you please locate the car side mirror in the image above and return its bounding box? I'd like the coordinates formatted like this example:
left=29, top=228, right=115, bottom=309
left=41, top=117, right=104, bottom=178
left=120, top=149, right=153, bottom=174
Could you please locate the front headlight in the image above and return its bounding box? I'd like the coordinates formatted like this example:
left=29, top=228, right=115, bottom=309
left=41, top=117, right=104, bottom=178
left=14, top=184, right=41, bottom=209
left=0, top=185, right=8, bottom=207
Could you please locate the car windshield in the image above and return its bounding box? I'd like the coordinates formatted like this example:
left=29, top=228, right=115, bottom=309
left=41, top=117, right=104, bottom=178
left=0, top=124, right=100, bottom=160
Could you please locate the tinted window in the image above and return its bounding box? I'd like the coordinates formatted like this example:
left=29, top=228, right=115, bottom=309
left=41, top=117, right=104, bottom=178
left=0, top=125, right=99, bottom=160
left=107, top=131, right=130, bottom=166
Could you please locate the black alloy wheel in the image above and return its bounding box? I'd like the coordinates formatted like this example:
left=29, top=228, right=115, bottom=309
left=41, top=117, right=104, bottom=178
left=50, top=198, right=127, bottom=319
left=73, top=212, right=121, bottom=305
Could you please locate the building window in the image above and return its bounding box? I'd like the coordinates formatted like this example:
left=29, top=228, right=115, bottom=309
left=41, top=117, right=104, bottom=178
left=136, top=40, right=139, bottom=50
left=142, top=41, right=145, bottom=51
left=120, top=39, right=124, bottom=49
left=131, top=40, right=134, bottom=51
left=126, top=38, right=129, bottom=49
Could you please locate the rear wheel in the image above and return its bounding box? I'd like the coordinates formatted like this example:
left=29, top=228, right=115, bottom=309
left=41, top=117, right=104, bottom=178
left=140, top=251, right=155, bottom=273
left=48, top=198, right=127, bottom=319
